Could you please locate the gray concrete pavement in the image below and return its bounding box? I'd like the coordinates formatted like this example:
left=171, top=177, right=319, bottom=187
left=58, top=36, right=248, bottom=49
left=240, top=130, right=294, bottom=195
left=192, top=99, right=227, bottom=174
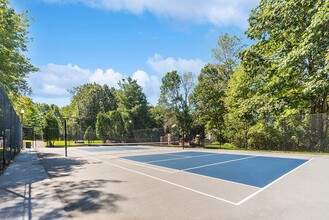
left=36, top=146, right=329, bottom=220
left=0, top=148, right=67, bottom=220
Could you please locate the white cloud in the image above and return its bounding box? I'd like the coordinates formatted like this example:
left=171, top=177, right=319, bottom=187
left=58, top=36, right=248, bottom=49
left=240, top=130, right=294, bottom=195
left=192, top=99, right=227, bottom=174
left=28, top=63, right=161, bottom=106
left=42, top=0, right=259, bottom=28
left=27, top=63, right=125, bottom=106
left=147, top=53, right=206, bottom=75
left=89, top=68, right=124, bottom=88
left=132, top=70, right=162, bottom=105
left=28, top=53, right=206, bottom=107
left=43, top=83, right=67, bottom=95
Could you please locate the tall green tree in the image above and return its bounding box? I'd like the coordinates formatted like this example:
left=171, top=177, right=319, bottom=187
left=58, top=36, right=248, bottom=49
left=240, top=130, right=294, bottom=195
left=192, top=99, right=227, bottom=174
left=84, top=126, right=96, bottom=144
left=69, top=83, right=117, bottom=130
left=239, top=0, right=329, bottom=149
left=0, top=0, right=37, bottom=94
left=158, top=70, right=181, bottom=131
left=107, top=110, right=125, bottom=141
left=191, top=64, right=227, bottom=142
left=241, top=0, right=329, bottom=115
left=191, top=34, right=243, bottom=142
left=9, top=94, right=41, bottom=127
left=95, top=112, right=111, bottom=143
left=116, top=77, right=151, bottom=136
left=159, top=71, right=195, bottom=146
left=43, top=112, right=60, bottom=147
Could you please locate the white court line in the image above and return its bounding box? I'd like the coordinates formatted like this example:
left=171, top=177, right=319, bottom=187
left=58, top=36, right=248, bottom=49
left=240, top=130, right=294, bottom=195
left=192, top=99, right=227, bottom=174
left=119, top=158, right=176, bottom=173
left=175, top=156, right=256, bottom=173
left=92, top=155, right=239, bottom=205
left=120, top=154, right=256, bottom=175
left=235, top=158, right=314, bottom=206
left=140, top=153, right=219, bottom=164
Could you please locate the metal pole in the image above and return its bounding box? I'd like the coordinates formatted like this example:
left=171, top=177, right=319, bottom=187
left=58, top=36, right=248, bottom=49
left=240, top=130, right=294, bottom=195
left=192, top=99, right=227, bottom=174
left=64, top=119, right=67, bottom=157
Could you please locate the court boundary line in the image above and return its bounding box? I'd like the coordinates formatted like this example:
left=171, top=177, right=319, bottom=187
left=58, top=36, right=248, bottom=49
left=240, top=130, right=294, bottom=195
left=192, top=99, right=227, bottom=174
left=174, top=155, right=256, bottom=173
left=93, top=155, right=240, bottom=205
left=119, top=158, right=177, bottom=173
left=235, top=158, right=314, bottom=205
left=135, top=152, right=219, bottom=164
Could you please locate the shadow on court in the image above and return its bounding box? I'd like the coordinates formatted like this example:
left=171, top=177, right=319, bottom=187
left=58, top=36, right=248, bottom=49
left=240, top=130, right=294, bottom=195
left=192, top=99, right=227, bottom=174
left=37, top=150, right=126, bottom=217
left=54, top=179, right=125, bottom=215
left=37, top=152, right=88, bottom=178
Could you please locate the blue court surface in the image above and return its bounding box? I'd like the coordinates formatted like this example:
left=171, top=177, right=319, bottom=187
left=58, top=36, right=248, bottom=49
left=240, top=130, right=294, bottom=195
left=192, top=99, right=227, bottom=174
left=122, top=151, right=308, bottom=188
left=80, top=146, right=147, bottom=152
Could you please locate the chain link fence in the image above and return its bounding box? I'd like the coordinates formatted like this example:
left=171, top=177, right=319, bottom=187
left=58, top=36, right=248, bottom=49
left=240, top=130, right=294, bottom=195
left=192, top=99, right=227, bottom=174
left=0, top=85, right=23, bottom=172
left=42, top=125, right=166, bottom=147
left=225, top=113, right=329, bottom=152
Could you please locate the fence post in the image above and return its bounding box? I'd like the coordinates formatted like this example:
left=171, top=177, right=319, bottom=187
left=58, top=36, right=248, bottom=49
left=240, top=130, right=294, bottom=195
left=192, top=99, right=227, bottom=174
left=64, top=118, right=67, bottom=157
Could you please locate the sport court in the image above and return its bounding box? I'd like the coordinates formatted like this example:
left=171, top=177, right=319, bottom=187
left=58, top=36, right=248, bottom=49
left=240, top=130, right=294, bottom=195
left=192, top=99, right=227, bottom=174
left=74, top=145, right=310, bottom=206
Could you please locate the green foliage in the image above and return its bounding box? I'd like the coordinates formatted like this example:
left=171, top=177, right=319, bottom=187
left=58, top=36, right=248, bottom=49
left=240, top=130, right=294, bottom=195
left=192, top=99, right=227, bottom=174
left=107, top=110, right=125, bottom=141
left=191, top=34, right=243, bottom=142
left=205, top=143, right=240, bottom=150
left=95, top=110, right=125, bottom=142
left=148, top=105, right=165, bottom=128
left=43, top=112, right=60, bottom=147
left=84, top=126, right=96, bottom=144
left=0, top=0, right=38, bottom=94
left=191, top=64, right=226, bottom=141
left=242, top=0, right=329, bottom=114
left=95, top=112, right=111, bottom=143
left=159, top=71, right=195, bottom=143
left=9, top=94, right=42, bottom=127
left=116, top=77, right=153, bottom=135
left=224, top=0, right=329, bottom=151
left=69, top=83, right=117, bottom=130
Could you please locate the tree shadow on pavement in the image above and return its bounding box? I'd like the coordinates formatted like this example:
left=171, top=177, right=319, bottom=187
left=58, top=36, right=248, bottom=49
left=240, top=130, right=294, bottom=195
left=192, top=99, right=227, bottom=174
left=37, top=152, right=126, bottom=217
left=53, top=179, right=126, bottom=217
left=0, top=182, right=67, bottom=220
left=37, top=152, right=90, bottom=178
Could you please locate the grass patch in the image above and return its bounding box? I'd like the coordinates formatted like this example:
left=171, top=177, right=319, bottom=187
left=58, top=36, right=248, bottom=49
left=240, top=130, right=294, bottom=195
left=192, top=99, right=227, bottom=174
left=45, top=141, right=82, bottom=147
left=205, top=142, right=329, bottom=155
left=205, top=143, right=244, bottom=150
left=45, top=140, right=104, bottom=147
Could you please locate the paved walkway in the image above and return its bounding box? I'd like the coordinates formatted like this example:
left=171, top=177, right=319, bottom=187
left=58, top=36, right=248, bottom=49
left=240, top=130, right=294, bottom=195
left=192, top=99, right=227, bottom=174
left=0, top=148, right=67, bottom=220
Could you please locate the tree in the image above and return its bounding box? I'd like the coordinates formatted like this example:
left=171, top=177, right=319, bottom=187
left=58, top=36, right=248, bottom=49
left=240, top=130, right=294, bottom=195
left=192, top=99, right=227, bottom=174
left=9, top=94, right=42, bottom=127
left=212, top=33, right=244, bottom=75
left=240, top=0, right=329, bottom=149
left=69, top=83, right=117, bottom=130
left=0, top=0, right=38, bottom=94
left=158, top=70, right=181, bottom=131
left=191, top=34, right=243, bottom=142
left=43, top=112, right=60, bottom=147
left=84, top=126, right=96, bottom=144
left=107, top=110, right=125, bottom=141
left=116, top=77, right=152, bottom=137
left=242, top=0, right=329, bottom=114
left=159, top=71, right=195, bottom=147
left=225, top=66, right=258, bottom=148
left=191, top=64, right=227, bottom=142
left=95, top=112, right=111, bottom=143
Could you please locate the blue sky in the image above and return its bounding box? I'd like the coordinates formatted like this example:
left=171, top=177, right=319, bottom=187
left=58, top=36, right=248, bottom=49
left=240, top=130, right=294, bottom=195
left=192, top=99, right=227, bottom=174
left=12, top=0, right=259, bottom=107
